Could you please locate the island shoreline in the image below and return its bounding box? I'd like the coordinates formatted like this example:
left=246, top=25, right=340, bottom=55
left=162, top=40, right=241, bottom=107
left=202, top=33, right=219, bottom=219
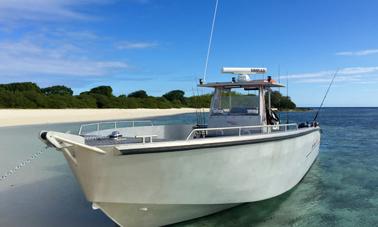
left=0, top=108, right=200, bottom=127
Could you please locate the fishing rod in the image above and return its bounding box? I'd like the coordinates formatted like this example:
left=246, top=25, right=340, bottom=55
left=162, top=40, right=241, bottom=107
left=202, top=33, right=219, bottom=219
left=192, top=87, right=200, bottom=125
left=313, top=69, right=339, bottom=122
left=286, top=71, right=289, bottom=124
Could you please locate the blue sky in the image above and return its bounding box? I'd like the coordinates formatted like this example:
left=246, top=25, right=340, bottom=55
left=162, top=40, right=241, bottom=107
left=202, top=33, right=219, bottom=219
left=0, top=0, right=377, bottom=107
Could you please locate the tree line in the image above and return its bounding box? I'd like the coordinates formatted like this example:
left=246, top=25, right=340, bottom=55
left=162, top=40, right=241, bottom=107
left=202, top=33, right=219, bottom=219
left=0, top=82, right=296, bottom=109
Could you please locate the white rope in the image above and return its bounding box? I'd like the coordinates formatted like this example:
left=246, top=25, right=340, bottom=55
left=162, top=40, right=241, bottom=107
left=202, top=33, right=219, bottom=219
left=203, top=0, right=219, bottom=82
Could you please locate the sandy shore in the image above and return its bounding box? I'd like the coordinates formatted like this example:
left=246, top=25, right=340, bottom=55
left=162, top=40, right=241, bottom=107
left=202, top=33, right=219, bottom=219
left=0, top=108, right=199, bottom=127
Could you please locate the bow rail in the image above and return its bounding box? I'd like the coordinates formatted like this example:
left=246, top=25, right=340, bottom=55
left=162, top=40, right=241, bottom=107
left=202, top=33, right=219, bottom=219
left=78, top=120, right=153, bottom=136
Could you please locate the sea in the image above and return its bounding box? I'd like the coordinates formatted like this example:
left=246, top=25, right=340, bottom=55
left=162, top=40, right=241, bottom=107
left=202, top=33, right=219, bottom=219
left=0, top=107, right=377, bottom=226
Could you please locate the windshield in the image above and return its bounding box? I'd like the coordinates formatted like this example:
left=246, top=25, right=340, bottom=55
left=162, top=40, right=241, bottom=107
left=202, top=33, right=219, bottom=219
left=211, top=88, right=259, bottom=115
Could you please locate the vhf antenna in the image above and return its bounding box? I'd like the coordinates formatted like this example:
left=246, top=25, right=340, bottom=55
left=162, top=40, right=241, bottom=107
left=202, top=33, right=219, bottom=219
left=313, top=69, right=339, bottom=122
left=203, top=0, right=219, bottom=82
left=197, top=0, right=219, bottom=126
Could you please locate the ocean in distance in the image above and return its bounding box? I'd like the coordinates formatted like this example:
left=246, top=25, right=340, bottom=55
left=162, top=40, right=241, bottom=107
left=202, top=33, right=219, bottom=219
left=0, top=107, right=377, bottom=226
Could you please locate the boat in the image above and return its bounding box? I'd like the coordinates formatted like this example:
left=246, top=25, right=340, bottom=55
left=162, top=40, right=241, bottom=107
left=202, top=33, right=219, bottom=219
left=39, top=67, right=321, bottom=227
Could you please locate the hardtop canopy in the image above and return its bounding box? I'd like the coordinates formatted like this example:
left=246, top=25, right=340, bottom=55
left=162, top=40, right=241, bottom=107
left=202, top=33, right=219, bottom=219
left=199, top=79, right=285, bottom=89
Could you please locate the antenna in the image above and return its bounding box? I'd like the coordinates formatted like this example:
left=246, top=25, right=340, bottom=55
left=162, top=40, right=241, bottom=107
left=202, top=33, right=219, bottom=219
left=203, top=0, right=219, bottom=82
left=278, top=65, right=281, bottom=93
left=313, top=69, right=339, bottom=122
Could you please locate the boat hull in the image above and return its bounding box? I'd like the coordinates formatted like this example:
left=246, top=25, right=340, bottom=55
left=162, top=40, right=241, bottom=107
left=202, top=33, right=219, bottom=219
left=95, top=202, right=238, bottom=227
left=57, top=128, right=320, bottom=226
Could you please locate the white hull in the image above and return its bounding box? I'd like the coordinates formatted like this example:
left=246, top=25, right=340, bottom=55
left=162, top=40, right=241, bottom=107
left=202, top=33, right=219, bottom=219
left=49, top=127, right=320, bottom=226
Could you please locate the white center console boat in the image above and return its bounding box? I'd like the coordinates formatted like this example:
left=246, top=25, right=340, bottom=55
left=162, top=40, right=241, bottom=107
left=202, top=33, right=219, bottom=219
left=39, top=67, right=320, bottom=227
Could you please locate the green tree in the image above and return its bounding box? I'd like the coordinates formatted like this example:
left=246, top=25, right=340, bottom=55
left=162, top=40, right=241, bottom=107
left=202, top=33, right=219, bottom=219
left=0, top=82, right=297, bottom=109
left=41, top=85, right=73, bottom=96
left=187, top=94, right=212, bottom=108
left=128, top=90, right=148, bottom=98
left=140, top=97, right=159, bottom=108
left=163, top=90, right=186, bottom=104
left=76, top=94, right=97, bottom=108
left=155, top=97, right=172, bottom=109
left=88, top=86, right=113, bottom=97
left=268, top=91, right=296, bottom=110
left=118, top=96, right=141, bottom=108
left=0, top=82, right=41, bottom=93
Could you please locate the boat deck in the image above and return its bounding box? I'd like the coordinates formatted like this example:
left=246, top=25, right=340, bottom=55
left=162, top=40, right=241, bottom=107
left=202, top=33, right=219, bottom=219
left=81, top=121, right=301, bottom=147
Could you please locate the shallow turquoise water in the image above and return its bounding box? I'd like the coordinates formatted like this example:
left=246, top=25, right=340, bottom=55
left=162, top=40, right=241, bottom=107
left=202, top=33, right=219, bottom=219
left=1, top=108, right=377, bottom=226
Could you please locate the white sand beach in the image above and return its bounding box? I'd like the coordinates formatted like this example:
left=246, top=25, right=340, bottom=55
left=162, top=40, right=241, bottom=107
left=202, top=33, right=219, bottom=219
left=0, top=108, right=199, bottom=127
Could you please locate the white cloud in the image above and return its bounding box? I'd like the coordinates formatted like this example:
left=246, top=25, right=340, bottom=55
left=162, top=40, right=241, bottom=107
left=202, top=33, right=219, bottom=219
left=116, top=41, right=158, bottom=50
left=336, top=49, right=378, bottom=56
left=286, top=70, right=331, bottom=79
left=0, top=0, right=112, bottom=23
left=339, top=66, right=378, bottom=75
left=285, top=66, right=378, bottom=84
left=0, top=39, right=129, bottom=77
left=295, top=75, right=363, bottom=84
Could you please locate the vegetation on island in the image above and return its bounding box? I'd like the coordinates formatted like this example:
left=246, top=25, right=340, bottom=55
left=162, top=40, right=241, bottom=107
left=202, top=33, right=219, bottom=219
left=0, top=82, right=298, bottom=110
left=269, top=91, right=296, bottom=110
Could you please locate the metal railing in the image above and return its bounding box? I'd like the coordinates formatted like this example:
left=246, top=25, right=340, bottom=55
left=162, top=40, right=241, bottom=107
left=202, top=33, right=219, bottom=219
left=186, top=123, right=298, bottom=141
left=78, top=120, right=153, bottom=135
